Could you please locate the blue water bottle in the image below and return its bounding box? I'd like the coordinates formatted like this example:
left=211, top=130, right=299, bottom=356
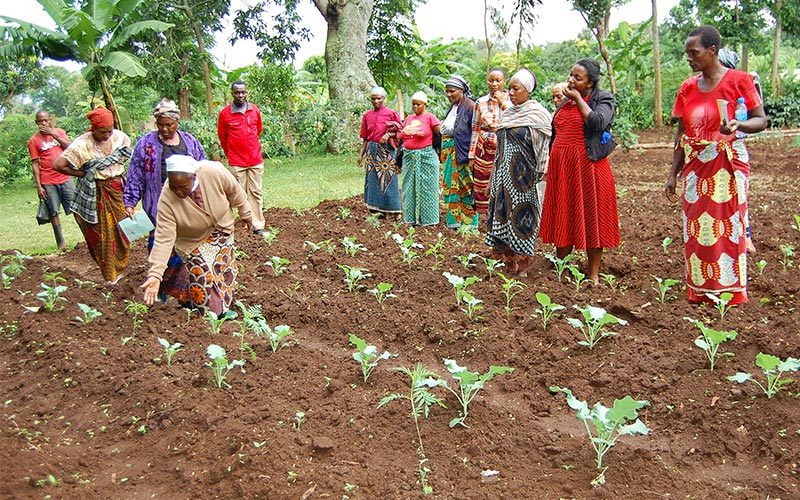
left=734, top=97, right=747, bottom=138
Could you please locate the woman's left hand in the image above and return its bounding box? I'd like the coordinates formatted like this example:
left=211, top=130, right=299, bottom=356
left=720, top=119, right=739, bottom=135
left=564, top=87, right=582, bottom=102
left=140, top=277, right=160, bottom=306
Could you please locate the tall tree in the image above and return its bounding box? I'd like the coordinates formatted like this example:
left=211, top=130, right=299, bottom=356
left=0, top=0, right=172, bottom=128
left=510, top=0, right=543, bottom=70
left=367, top=0, right=422, bottom=91
left=652, top=0, right=663, bottom=127
left=483, top=0, right=510, bottom=73
left=0, top=54, right=46, bottom=115
left=568, top=0, right=631, bottom=93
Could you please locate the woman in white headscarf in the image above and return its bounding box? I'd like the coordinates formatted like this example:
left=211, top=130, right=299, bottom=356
left=140, top=155, right=253, bottom=317
left=399, top=91, right=442, bottom=226
left=357, top=86, right=403, bottom=216
left=485, top=69, right=552, bottom=277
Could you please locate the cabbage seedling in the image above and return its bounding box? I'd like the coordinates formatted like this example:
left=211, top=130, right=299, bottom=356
left=567, top=305, right=627, bottom=350
left=568, top=266, right=588, bottom=291
left=453, top=253, right=480, bottom=269
left=338, top=206, right=351, bottom=220
left=498, top=273, right=525, bottom=319
left=651, top=275, right=680, bottom=303
left=265, top=323, right=295, bottom=352
left=705, top=292, right=734, bottom=320
left=261, top=227, right=279, bottom=245
left=36, top=283, right=68, bottom=311
left=341, top=236, right=366, bottom=257
left=599, top=273, right=618, bottom=291
left=442, top=272, right=481, bottom=306
left=392, top=233, right=423, bottom=267
left=439, top=359, right=513, bottom=428
left=534, top=292, right=565, bottom=331
left=75, top=303, right=102, bottom=324
left=304, top=238, right=334, bottom=255
left=685, top=317, right=737, bottom=371
left=349, top=333, right=396, bottom=382
left=365, top=213, right=382, bottom=228
left=368, top=282, right=396, bottom=305
left=792, top=214, right=800, bottom=234
left=203, top=308, right=236, bottom=335
left=662, top=236, right=674, bottom=254
left=455, top=223, right=479, bottom=240
left=550, top=386, right=649, bottom=479
left=157, top=337, right=183, bottom=365
left=294, top=411, right=306, bottom=430
left=756, top=259, right=767, bottom=275
left=1, top=251, right=30, bottom=289
left=337, top=264, right=371, bottom=293
left=482, top=257, right=505, bottom=279
left=545, top=253, right=576, bottom=283
left=728, top=353, right=800, bottom=399
left=460, top=293, right=484, bottom=321
left=265, top=256, right=290, bottom=276
left=779, top=244, right=794, bottom=271
left=205, top=344, right=245, bottom=389
left=424, top=233, right=446, bottom=269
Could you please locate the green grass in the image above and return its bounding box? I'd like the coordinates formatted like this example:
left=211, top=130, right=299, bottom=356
left=0, top=154, right=363, bottom=255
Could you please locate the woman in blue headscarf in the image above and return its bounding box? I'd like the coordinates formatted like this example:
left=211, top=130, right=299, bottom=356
left=440, top=75, right=477, bottom=228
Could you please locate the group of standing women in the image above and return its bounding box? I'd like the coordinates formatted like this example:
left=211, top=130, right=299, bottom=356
left=358, top=23, right=763, bottom=305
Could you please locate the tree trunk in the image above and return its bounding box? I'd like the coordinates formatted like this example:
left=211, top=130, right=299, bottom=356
left=770, top=0, right=784, bottom=96
left=742, top=46, right=748, bottom=73
left=651, top=0, right=663, bottom=128
left=314, top=0, right=376, bottom=101
left=98, top=71, right=122, bottom=130
left=596, top=33, right=616, bottom=94
left=484, top=0, right=493, bottom=73
left=179, top=88, right=191, bottom=119
left=178, top=0, right=215, bottom=116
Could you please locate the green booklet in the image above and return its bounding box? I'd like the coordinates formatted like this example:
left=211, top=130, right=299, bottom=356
left=118, top=210, right=155, bottom=242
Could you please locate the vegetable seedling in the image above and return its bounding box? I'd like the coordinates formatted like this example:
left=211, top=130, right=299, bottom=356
left=545, top=253, right=577, bottom=283
left=534, top=292, right=566, bottom=331
left=550, top=386, right=650, bottom=482
left=349, top=333, right=396, bottom=382
left=599, top=273, right=618, bottom=291
left=264, top=323, right=295, bottom=352
left=365, top=213, right=382, bottom=228
left=338, top=264, right=371, bottom=293
left=482, top=257, right=505, bottom=279
left=779, top=244, right=794, bottom=271
left=460, top=293, right=484, bottom=322
left=303, top=238, right=334, bottom=255
left=341, top=236, right=366, bottom=257
left=792, top=214, right=800, bottom=235
left=567, top=305, right=627, bottom=350
left=661, top=236, right=674, bottom=254
left=453, top=253, right=480, bottom=269
left=568, top=266, right=588, bottom=291
left=0, top=251, right=30, bottom=289
left=705, top=292, right=734, bottom=320
left=392, top=233, right=423, bottom=267
left=424, top=233, right=446, bottom=269
left=337, top=206, right=351, bottom=220
left=294, top=411, right=306, bottom=430
left=728, top=353, right=800, bottom=399
left=438, top=359, right=513, bottom=428
left=265, top=256, right=290, bottom=276
left=498, top=273, right=526, bottom=319
left=203, top=308, right=236, bottom=335
left=206, top=344, right=244, bottom=389
left=261, top=227, right=279, bottom=245
left=685, top=317, right=737, bottom=371
left=123, top=299, right=148, bottom=332
left=755, top=259, right=767, bottom=275
left=442, top=272, right=481, bottom=306
left=455, top=223, right=479, bottom=240
left=157, top=337, right=183, bottom=365
left=651, top=275, right=680, bottom=303
left=36, top=283, right=68, bottom=311
left=75, top=303, right=102, bottom=324
left=368, top=282, right=396, bottom=305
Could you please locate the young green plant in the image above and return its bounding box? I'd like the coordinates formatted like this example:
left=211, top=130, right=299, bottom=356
left=550, top=386, right=650, bottom=485
left=341, top=236, right=366, bottom=257
left=368, top=282, right=396, bottom=305
left=205, top=344, right=245, bottom=389
left=661, top=236, right=674, bottom=254
left=349, top=333, right=396, bottom=382
left=728, top=353, right=800, bottom=399
left=424, top=232, right=446, bottom=269
left=158, top=337, right=183, bottom=365
left=438, top=359, right=513, bottom=428
left=685, top=317, right=737, bottom=371
left=482, top=257, right=505, bottom=279
left=779, top=244, right=794, bottom=271
left=442, top=272, right=481, bottom=306
left=651, top=275, right=680, bottom=303
left=545, top=253, right=577, bottom=283
left=265, top=256, right=290, bottom=276
left=261, top=226, right=279, bottom=245
left=75, top=303, right=102, bottom=324
left=338, top=264, right=371, bottom=293
left=567, top=305, right=628, bottom=350
left=534, top=292, right=566, bottom=331
left=203, top=308, right=236, bottom=335
left=460, top=293, right=484, bottom=322
left=705, top=291, right=734, bottom=320
left=392, top=233, right=423, bottom=267
left=36, top=283, right=68, bottom=311
left=497, top=272, right=526, bottom=319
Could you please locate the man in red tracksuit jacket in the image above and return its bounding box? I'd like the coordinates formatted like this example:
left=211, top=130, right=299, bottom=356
left=217, top=80, right=265, bottom=234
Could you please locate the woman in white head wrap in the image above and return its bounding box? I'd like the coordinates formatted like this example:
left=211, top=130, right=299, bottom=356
left=485, top=68, right=552, bottom=277
left=357, top=86, right=404, bottom=216
left=399, top=91, right=442, bottom=225
left=441, top=75, right=477, bottom=229
left=124, top=98, right=207, bottom=305
left=140, top=155, right=253, bottom=317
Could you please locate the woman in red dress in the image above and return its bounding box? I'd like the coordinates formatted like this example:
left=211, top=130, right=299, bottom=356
left=665, top=25, right=767, bottom=304
left=540, top=58, right=619, bottom=284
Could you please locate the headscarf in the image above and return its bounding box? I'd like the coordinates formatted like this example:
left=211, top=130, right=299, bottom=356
left=445, top=75, right=471, bottom=98
left=718, top=48, right=739, bottom=70
left=165, top=155, right=198, bottom=175
left=86, top=106, right=114, bottom=130
left=511, top=69, right=537, bottom=93
left=411, top=91, right=428, bottom=104
left=370, top=86, right=387, bottom=97
left=153, top=98, right=181, bottom=121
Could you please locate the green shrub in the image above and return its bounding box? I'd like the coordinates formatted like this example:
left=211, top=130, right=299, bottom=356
left=764, top=81, right=800, bottom=128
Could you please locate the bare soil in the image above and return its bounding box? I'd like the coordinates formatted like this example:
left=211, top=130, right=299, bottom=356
left=1, top=136, right=799, bottom=500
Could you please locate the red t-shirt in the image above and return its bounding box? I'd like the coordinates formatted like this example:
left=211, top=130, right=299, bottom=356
left=401, top=112, right=440, bottom=150
left=27, top=129, right=71, bottom=185
left=360, top=106, right=402, bottom=143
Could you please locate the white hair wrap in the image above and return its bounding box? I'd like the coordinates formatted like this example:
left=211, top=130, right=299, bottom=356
left=165, top=155, right=198, bottom=174
left=512, top=69, right=536, bottom=93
